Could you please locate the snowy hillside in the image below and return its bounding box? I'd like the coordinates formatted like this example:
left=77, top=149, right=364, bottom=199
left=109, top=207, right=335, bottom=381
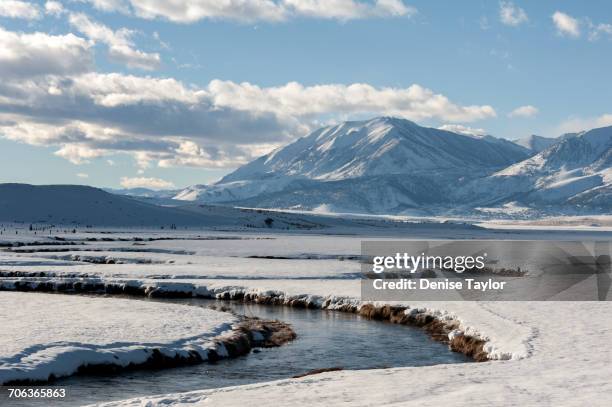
left=0, top=183, right=483, bottom=231
left=0, top=184, right=216, bottom=226
left=0, top=184, right=331, bottom=228
left=461, top=126, right=611, bottom=212
left=174, top=117, right=530, bottom=214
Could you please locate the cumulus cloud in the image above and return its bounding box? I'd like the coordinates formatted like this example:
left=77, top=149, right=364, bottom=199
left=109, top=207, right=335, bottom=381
left=157, top=140, right=282, bottom=169
left=438, top=124, right=487, bottom=136
left=55, top=143, right=108, bottom=164
left=77, top=172, right=89, bottom=178
left=552, top=11, right=580, bottom=37
left=499, top=1, right=527, bottom=27
left=0, top=0, right=41, bottom=20
left=69, top=72, right=202, bottom=107
left=80, top=0, right=415, bottom=23
left=0, top=27, right=93, bottom=78
left=69, top=12, right=160, bottom=70
left=45, top=1, right=65, bottom=16
left=0, top=26, right=496, bottom=170
left=207, top=80, right=496, bottom=122
left=0, top=74, right=496, bottom=167
left=508, top=105, right=538, bottom=118
left=120, top=176, right=175, bottom=189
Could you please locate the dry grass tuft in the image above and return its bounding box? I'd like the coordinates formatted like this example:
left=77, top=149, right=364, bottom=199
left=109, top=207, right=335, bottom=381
left=449, top=335, right=488, bottom=362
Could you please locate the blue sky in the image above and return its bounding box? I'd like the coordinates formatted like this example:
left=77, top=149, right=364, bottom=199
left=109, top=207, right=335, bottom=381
left=0, top=0, right=611, bottom=189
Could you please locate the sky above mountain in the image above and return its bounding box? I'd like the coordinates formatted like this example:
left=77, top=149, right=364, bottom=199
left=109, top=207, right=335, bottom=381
left=1, top=0, right=611, bottom=189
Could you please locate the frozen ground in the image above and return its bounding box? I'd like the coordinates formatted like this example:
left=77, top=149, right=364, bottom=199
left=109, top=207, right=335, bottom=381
left=1, top=227, right=611, bottom=406
left=0, top=292, right=236, bottom=384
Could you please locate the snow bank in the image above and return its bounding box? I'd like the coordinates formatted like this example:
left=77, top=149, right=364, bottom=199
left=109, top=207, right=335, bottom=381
left=92, top=299, right=612, bottom=407
left=0, top=276, right=526, bottom=362
left=0, top=292, right=237, bottom=384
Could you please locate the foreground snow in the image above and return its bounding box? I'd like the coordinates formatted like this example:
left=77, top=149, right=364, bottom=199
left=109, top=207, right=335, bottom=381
left=0, top=292, right=236, bottom=384
left=92, top=286, right=612, bottom=407
left=1, top=229, right=612, bottom=405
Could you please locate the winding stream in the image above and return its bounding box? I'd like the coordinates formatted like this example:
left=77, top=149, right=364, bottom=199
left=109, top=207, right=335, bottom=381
left=7, top=299, right=470, bottom=406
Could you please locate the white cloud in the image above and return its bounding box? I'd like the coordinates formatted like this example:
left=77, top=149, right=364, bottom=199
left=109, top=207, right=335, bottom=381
left=438, top=124, right=487, bottom=136
left=0, top=0, right=40, bottom=20
left=552, top=11, right=580, bottom=37
left=81, top=0, right=415, bottom=23
left=45, top=1, right=65, bottom=16
left=77, top=172, right=89, bottom=178
left=70, top=72, right=202, bottom=106
left=0, top=73, right=496, bottom=168
left=551, top=13, right=612, bottom=41
left=0, top=22, right=496, bottom=171
left=589, top=22, right=612, bottom=41
left=78, top=0, right=130, bottom=13
left=207, top=80, right=496, bottom=122
left=499, top=1, right=527, bottom=27
left=508, top=105, right=539, bottom=118
left=55, top=144, right=108, bottom=164
left=69, top=12, right=160, bottom=70
left=0, top=27, right=93, bottom=78
left=282, top=0, right=415, bottom=20
left=120, top=176, right=175, bottom=189
left=157, top=140, right=271, bottom=168
left=557, top=114, right=612, bottom=134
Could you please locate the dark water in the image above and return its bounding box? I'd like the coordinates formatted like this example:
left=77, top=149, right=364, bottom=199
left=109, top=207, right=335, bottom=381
left=4, top=299, right=470, bottom=406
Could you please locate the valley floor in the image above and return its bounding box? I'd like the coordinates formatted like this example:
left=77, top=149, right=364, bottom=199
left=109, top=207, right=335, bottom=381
left=0, top=226, right=611, bottom=406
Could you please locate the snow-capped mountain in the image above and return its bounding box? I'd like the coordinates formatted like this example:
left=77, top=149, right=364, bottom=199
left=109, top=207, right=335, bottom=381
left=221, top=117, right=528, bottom=182
left=461, top=126, right=611, bottom=212
left=174, top=117, right=531, bottom=214
left=512, top=134, right=558, bottom=153
left=171, top=117, right=610, bottom=215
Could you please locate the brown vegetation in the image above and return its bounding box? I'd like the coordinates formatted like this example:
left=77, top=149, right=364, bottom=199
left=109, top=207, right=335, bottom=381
left=292, top=367, right=344, bottom=378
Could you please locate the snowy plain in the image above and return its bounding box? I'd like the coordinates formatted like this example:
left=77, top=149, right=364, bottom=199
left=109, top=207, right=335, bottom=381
left=0, top=224, right=611, bottom=406
left=0, top=292, right=236, bottom=384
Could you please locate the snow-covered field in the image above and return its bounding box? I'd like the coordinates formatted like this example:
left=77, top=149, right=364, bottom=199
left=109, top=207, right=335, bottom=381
left=1, top=226, right=611, bottom=406
left=0, top=292, right=236, bottom=384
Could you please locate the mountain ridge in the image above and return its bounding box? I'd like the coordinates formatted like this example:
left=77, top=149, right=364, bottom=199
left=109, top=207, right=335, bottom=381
left=176, top=117, right=536, bottom=213
left=100, top=117, right=610, bottom=216
left=459, top=126, right=611, bottom=212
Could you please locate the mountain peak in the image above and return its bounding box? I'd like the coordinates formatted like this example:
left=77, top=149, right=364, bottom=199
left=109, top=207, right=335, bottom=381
left=220, top=117, right=529, bottom=184
left=172, top=120, right=609, bottom=214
